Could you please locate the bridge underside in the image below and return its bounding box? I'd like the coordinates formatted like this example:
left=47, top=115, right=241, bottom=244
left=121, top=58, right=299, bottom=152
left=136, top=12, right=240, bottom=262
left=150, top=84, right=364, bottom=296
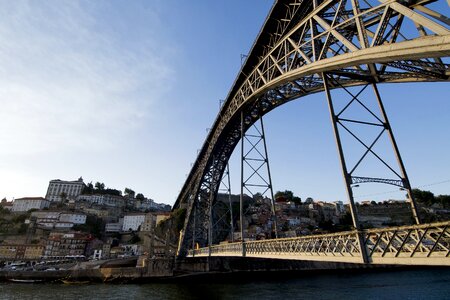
left=175, top=0, right=450, bottom=260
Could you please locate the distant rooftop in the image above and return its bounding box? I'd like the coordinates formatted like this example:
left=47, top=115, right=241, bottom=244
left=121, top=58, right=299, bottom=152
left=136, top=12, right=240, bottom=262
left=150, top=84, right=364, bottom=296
left=15, top=197, right=47, bottom=201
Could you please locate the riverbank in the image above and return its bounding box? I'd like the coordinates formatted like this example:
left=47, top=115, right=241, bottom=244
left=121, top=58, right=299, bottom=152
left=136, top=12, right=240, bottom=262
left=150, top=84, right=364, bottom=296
left=0, top=258, right=174, bottom=283
left=2, top=256, right=450, bottom=284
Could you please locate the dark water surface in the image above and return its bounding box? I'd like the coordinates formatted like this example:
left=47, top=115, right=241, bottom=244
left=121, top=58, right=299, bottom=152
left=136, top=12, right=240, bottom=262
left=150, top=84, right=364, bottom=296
left=1, top=268, right=449, bottom=300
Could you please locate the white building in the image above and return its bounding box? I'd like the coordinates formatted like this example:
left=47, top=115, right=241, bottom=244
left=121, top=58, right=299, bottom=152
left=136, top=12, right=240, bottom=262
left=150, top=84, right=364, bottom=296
left=332, top=201, right=346, bottom=214
left=59, top=213, right=86, bottom=224
left=54, top=222, right=73, bottom=230
left=77, top=194, right=105, bottom=205
left=31, top=211, right=60, bottom=228
left=12, top=197, right=50, bottom=212
left=106, top=218, right=124, bottom=233
left=0, top=199, right=13, bottom=211
left=31, top=211, right=86, bottom=229
left=77, top=194, right=125, bottom=208
left=46, top=177, right=86, bottom=202
left=287, top=217, right=301, bottom=226
left=122, top=214, right=146, bottom=232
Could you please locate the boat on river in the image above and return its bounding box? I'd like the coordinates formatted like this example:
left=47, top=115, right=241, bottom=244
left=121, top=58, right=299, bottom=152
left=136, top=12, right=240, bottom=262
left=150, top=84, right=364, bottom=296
left=8, top=279, right=43, bottom=283
left=61, top=279, right=90, bottom=284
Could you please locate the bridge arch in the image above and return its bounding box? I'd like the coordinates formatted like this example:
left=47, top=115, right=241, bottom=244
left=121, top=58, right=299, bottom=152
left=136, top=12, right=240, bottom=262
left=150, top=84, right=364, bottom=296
left=175, top=0, right=450, bottom=256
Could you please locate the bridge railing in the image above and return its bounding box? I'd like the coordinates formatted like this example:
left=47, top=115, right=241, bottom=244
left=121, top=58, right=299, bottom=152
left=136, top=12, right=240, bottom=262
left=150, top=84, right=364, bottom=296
left=364, top=221, right=450, bottom=265
left=188, top=221, right=450, bottom=266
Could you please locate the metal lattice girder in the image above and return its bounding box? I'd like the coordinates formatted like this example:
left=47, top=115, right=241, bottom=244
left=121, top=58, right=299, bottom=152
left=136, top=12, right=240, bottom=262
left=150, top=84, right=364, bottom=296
left=176, top=0, right=450, bottom=256
left=351, top=176, right=404, bottom=187
left=240, top=116, right=279, bottom=241
left=322, top=71, right=421, bottom=230
left=188, top=221, right=450, bottom=266
left=212, top=164, right=235, bottom=243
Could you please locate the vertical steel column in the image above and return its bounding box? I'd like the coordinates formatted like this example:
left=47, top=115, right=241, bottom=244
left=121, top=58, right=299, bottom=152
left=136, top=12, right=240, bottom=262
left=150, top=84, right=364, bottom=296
left=240, top=110, right=246, bottom=257
left=323, top=73, right=361, bottom=230
left=208, top=186, right=214, bottom=256
left=191, top=203, right=197, bottom=257
left=260, top=117, right=279, bottom=238
left=322, top=72, right=369, bottom=263
left=225, top=164, right=235, bottom=242
left=371, top=83, right=421, bottom=224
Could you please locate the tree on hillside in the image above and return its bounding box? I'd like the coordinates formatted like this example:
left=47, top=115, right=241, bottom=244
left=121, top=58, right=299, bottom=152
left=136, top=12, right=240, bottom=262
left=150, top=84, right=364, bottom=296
left=411, top=188, right=450, bottom=209
left=410, top=189, right=435, bottom=206
left=124, top=188, right=135, bottom=198
left=274, top=190, right=301, bottom=204
left=104, top=188, right=122, bottom=196
left=436, top=195, right=450, bottom=209
left=82, top=182, right=94, bottom=194
left=60, top=192, right=68, bottom=203
left=136, top=193, right=145, bottom=200
left=95, top=182, right=105, bottom=191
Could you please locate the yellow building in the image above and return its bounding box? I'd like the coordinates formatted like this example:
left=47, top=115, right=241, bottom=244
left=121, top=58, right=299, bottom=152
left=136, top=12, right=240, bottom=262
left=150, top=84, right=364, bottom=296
left=0, top=245, right=17, bottom=260
left=0, top=244, right=44, bottom=260
left=24, top=245, right=45, bottom=259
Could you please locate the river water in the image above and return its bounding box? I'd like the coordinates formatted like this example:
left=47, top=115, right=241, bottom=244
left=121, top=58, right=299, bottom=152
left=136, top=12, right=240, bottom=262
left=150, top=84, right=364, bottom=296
left=0, top=268, right=449, bottom=300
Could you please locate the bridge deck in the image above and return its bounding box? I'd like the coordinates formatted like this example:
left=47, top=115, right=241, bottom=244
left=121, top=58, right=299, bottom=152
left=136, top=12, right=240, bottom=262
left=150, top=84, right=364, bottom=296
left=188, top=221, right=450, bottom=266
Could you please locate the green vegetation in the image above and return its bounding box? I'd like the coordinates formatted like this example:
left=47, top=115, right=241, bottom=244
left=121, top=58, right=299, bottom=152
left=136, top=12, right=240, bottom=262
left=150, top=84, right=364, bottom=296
left=0, top=206, right=10, bottom=215
left=129, top=232, right=141, bottom=244
left=0, top=212, right=30, bottom=235
left=12, top=213, right=28, bottom=224
left=82, top=182, right=148, bottom=200
left=275, top=190, right=302, bottom=205
left=72, top=215, right=104, bottom=238
left=18, top=223, right=29, bottom=234
left=95, top=182, right=105, bottom=191
left=124, top=188, right=135, bottom=198
left=60, top=191, right=68, bottom=203
left=82, top=181, right=122, bottom=196
left=411, top=189, right=450, bottom=209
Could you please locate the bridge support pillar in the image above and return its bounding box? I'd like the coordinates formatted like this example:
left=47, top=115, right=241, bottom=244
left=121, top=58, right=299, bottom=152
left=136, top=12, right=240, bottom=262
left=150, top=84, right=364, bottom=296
left=322, top=73, right=362, bottom=229
left=322, top=72, right=369, bottom=263
left=371, top=83, right=420, bottom=225
left=322, top=70, right=423, bottom=262
left=239, top=110, right=279, bottom=246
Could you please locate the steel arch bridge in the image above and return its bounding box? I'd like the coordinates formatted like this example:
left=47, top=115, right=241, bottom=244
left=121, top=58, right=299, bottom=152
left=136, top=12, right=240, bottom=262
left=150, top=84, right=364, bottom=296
left=174, top=0, right=450, bottom=264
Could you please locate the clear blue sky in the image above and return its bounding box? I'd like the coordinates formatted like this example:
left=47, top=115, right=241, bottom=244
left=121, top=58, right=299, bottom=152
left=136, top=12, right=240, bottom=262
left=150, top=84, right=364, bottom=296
left=0, top=0, right=448, bottom=205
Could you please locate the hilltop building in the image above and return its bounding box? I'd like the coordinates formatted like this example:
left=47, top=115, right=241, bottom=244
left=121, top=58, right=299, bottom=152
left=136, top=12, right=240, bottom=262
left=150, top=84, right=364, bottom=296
left=11, top=197, right=50, bottom=212
left=0, top=198, right=13, bottom=211
left=45, top=177, right=86, bottom=202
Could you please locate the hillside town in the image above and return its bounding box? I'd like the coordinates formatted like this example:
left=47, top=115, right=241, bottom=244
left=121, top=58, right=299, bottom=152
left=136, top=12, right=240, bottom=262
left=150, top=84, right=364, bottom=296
left=215, top=190, right=450, bottom=242
left=0, top=177, right=172, bottom=270
left=1, top=178, right=449, bottom=273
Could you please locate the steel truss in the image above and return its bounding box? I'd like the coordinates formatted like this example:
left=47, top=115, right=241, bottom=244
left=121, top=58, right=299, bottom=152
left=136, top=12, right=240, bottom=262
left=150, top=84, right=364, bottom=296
left=189, top=221, right=450, bottom=266
left=322, top=72, right=420, bottom=229
left=212, top=164, right=234, bottom=243
left=239, top=114, right=279, bottom=243
left=176, top=0, right=450, bottom=257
